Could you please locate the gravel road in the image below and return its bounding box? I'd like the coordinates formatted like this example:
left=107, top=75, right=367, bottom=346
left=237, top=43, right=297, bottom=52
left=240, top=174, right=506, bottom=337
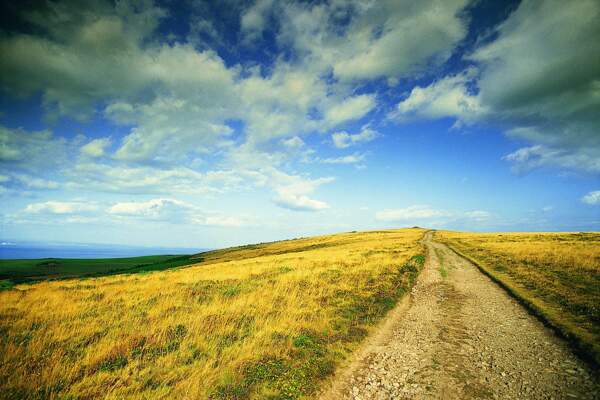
left=320, top=232, right=600, bottom=399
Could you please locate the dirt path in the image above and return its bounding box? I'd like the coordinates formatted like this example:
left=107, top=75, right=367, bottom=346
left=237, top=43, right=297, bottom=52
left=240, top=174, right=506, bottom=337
left=320, top=232, right=600, bottom=399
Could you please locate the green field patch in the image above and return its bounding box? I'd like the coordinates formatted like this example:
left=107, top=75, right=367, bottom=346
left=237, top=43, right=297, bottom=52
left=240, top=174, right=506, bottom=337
left=0, top=254, right=199, bottom=283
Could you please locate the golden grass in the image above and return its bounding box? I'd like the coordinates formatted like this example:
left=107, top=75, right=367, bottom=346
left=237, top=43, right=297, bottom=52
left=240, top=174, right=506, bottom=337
left=0, top=228, right=425, bottom=399
left=435, top=231, right=600, bottom=366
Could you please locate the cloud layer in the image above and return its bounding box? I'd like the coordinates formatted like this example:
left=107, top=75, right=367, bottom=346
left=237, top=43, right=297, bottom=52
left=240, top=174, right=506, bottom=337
left=0, top=0, right=598, bottom=243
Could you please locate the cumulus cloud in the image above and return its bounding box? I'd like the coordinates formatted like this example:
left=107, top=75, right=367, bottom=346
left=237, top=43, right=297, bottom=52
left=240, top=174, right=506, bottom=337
left=108, top=198, right=246, bottom=226
left=334, top=1, right=468, bottom=81
left=472, top=0, right=600, bottom=174
left=502, top=145, right=600, bottom=174
left=108, top=197, right=249, bottom=227
left=109, top=198, right=188, bottom=218
left=393, top=69, right=484, bottom=124
left=240, top=0, right=275, bottom=40
left=65, top=162, right=241, bottom=195
left=24, top=201, right=99, bottom=214
left=0, top=1, right=166, bottom=118
left=1, top=1, right=239, bottom=163
left=81, top=137, right=111, bottom=158
left=12, top=174, right=60, bottom=190
left=237, top=64, right=329, bottom=143
left=274, top=194, right=329, bottom=212
left=470, top=0, right=599, bottom=120
left=0, top=0, right=383, bottom=165
left=0, top=127, right=69, bottom=168
left=272, top=0, right=469, bottom=81
left=324, top=95, right=376, bottom=127
left=582, top=191, right=600, bottom=205
left=321, top=154, right=364, bottom=165
left=17, top=197, right=251, bottom=228
left=331, top=126, right=379, bottom=149
left=388, top=0, right=600, bottom=175
left=271, top=174, right=333, bottom=212
left=281, top=136, right=305, bottom=149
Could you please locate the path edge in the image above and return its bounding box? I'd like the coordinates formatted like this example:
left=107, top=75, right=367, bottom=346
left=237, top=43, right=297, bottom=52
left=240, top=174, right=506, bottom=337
left=317, top=230, right=433, bottom=399
left=437, top=234, right=599, bottom=372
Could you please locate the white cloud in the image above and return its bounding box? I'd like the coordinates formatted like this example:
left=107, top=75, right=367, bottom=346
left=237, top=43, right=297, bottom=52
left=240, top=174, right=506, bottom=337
left=471, top=0, right=600, bottom=122
left=17, top=197, right=252, bottom=228
left=387, top=0, right=600, bottom=175
left=281, top=136, right=305, bottom=149
left=241, top=0, right=275, bottom=40
left=273, top=0, right=469, bottom=81
left=12, top=174, right=60, bottom=190
left=271, top=173, right=333, bottom=212
left=0, top=1, right=166, bottom=118
left=324, top=95, right=376, bottom=127
left=331, top=126, right=379, bottom=149
left=273, top=194, right=329, bottom=212
left=503, top=145, right=600, bottom=174
left=393, top=69, right=484, bottom=124
left=582, top=191, right=600, bottom=205
left=473, top=0, right=600, bottom=173
left=81, top=137, right=111, bottom=158
left=321, top=154, right=364, bottom=165
left=65, top=162, right=246, bottom=195
left=109, top=198, right=187, bottom=217
left=109, top=197, right=251, bottom=227
left=464, top=210, right=491, bottom=221
left=0, top=0, right=469, bottom=174
left=375, top=205, right=450, bottom=222
left=24, top=201, right=98, bottom=215
left=333, top=0, right=468, bottom=81
left=0, top=126, right=69, bottom=168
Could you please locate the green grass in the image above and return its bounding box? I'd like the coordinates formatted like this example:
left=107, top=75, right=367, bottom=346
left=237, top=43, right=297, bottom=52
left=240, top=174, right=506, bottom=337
left=434, top=248, right=448, bottom=278
left=209, top=254, right=426, bottom=399
left=0, top=254, right=198, bottom=284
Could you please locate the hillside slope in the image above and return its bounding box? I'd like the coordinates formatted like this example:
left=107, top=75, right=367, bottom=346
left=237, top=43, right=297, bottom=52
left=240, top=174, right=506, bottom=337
left=0, top=228, right=425, bottom=399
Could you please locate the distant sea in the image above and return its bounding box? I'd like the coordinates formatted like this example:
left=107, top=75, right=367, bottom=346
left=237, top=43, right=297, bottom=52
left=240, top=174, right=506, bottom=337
left=0, top=241, right=204, bottom=259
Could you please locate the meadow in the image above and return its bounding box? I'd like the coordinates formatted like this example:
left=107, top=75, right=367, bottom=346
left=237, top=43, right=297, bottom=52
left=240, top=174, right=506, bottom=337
left=0, top=255, right=198, bottom=286
left=435, top=231, right=600, bottom=366
left=0, top=228, right=425, bottom=399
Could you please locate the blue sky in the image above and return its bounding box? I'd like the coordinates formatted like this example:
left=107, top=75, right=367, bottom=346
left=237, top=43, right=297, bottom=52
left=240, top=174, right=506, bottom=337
left=0, top=0, right=599, bottom=249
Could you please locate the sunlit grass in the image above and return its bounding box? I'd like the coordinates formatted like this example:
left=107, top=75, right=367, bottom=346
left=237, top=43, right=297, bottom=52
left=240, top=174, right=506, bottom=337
left=0, top=228, right=425, bottom=399
left=436, top=231, right=600, bottom=366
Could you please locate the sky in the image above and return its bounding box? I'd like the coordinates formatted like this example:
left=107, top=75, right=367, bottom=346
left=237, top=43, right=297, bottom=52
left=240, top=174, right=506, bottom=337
left=0, top=0, right=599, bottom=249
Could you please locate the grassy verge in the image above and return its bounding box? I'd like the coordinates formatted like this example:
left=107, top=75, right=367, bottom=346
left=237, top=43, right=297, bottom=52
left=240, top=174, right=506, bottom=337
left=0, top=228, right=425, bottom=399
left=433, top=248, right=448, bottom=279
left=435, top=231, right=600, bottom=368
left=0, top=254, right=198, bottom=285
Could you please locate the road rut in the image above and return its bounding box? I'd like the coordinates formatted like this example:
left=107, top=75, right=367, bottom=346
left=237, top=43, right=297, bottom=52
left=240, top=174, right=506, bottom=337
left=320, top=232, right=600, bottom=399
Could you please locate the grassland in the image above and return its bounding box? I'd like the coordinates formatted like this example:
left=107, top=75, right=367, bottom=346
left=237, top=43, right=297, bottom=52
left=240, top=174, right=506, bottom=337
left=0, top=254, right=198, bottom=285
left=435, top=231, right=600, bottom=366
left=0, top=228, right=425, bottom=399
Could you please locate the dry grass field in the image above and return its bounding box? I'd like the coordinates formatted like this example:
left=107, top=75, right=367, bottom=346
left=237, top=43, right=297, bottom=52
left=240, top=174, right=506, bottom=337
left=0, top=228, right=425, bottom=399
left=435, top=231, right=600, bottom=366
